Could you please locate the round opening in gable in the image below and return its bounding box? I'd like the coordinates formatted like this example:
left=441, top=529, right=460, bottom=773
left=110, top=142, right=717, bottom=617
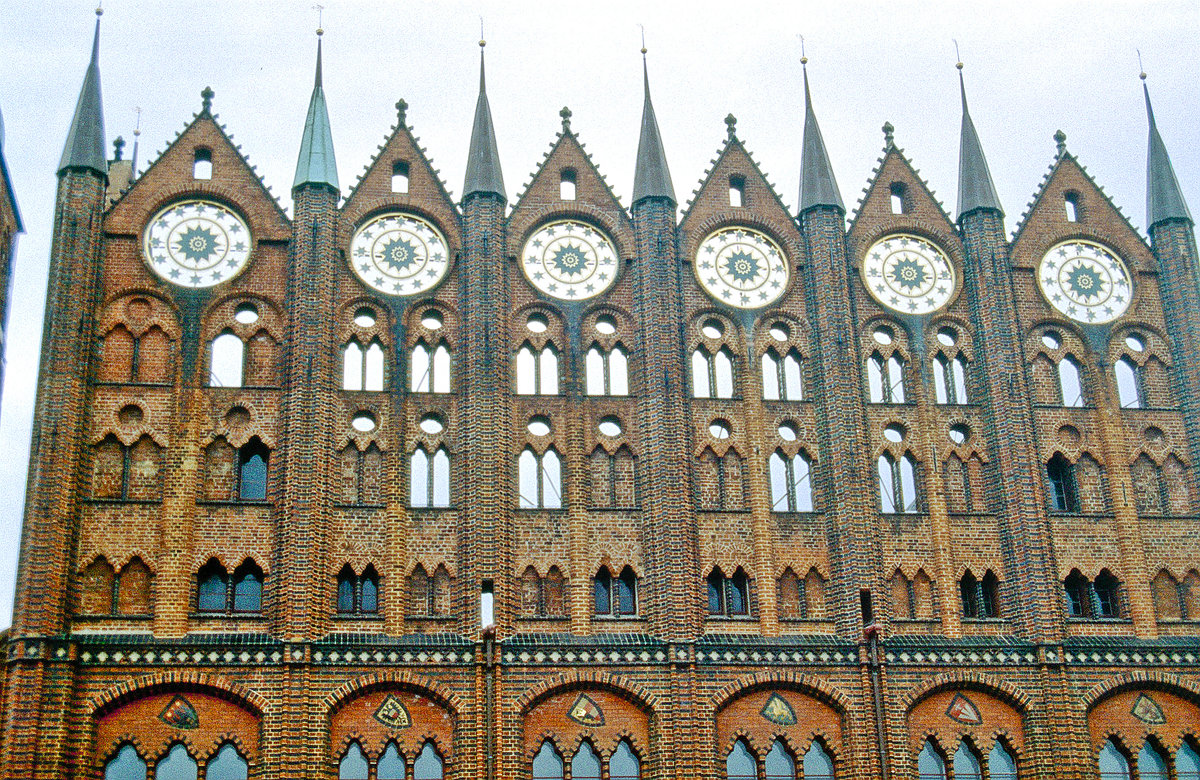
left=234, top=303, right=260, bottom=325
left=351, top=412, right=377, bottom=433
left=353, top=307, right=377, bottom=328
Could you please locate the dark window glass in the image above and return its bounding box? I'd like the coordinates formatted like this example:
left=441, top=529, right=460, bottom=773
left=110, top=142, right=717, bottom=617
left=238, top=442, right=268, bottom=501
left=1047, top=454, right=1078, bottom=512
left=232, top=563, right=262, bottom=613
left=594, top=569, right=611, bottom=615
left=197, top=562, right=227, bottom=612
left=361, top=569, right=378, bottom=613
left=617, top=567, right=637, bottom=615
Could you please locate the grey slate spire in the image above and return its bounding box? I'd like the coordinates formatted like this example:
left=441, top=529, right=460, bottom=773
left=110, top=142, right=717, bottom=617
left=956, top=64, right=1003, bottom=219
left=57, top=9, right=107, bottom=176
left=1143, top=75, right=1192, bottom=227
left=798, top=60, right=843, bottom=213
left=462, top=40, right=505, bottom=201
left=631, top=49, right=675, bottom=205
left=293, top=31, right=339, bottom=191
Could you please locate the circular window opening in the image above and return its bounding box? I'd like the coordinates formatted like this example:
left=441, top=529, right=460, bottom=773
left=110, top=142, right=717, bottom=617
left=421, top=309, right=444, bottom=330
left=701, top=319, right=725, bottom=339
left=936, top=327, right=957, bottom=347
left=769, top=324, right=790, bottom=342
left=1145, top=426, right=1165, bottom=444
left=118, top=404, right=144, bottom=425
left=353, top=307, right=377, bottom=328
left=419, top=414, right=444, bottom=435
left=709, top=419, right=732, bottom=439
left=526, top=313, right=549, bottom=334
left=948, top=423, right=970, bottom=445
left=883, top=423, right=906, bottom=443
left=778, top=422, right=798, bottom=441
left=1057, top=424, right=1082, bottom=446
left=598, top=416, right=622, bottom=437
left=1041, top=331, right=1061, bottom=350
left=224, top=406, right=250, bottom=427
left=527, top=416, right=551, bottom=437
left=351, top=412, right=377, bottom=433
left=234, top=303, right=260, bottom=325
left=872, top=326, right=894, bottom=345
left=1125, top=333, right=1145, bottom=352
left=595, top=316, right=617, bottom=336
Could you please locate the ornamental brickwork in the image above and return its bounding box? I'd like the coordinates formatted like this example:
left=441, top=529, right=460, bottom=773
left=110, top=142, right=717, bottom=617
left=2, top=19, right=1199, bottom=780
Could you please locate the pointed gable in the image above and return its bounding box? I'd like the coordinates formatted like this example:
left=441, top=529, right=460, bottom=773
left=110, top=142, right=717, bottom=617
left=507, top=116, right=632, bottom=258
left=339, top=103, right=461, bottom=250
left=106, top=110, right=291, bottom=242
left=847, top=135, right=960, bottom=261
left=679, top=130, right=802, bottom=266
left=1011, top=146, right=1153, bottom=273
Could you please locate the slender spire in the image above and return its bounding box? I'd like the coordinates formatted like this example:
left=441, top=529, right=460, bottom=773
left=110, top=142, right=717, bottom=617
left=1142, top=72, right=1191, bottom=227
left=798, top=54, right=843, bottom=213
left=955, top=60, right=1003, bottom=219
left=631, top=41, right=675, bottom=205
left=462, top=36, right=506, bottom=201
left=58, top=7, right=107, bottom=176
left=293, top=29, right=339, bottom=191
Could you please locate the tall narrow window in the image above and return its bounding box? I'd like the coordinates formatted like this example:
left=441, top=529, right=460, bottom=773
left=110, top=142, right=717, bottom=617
left=1064, top=569, right=1091, bottom=618
left=726, top=739, right=756, bottom=780
left=206, top=743, right=249, bottom=780
left=952, top=743, right=983, bottom=780
left=1046, top=454, right=1078, bottom=513
left=518, top=448, right=561, bottom=509
left=933, top=354, right=969, bottom=404
left=391, top=161, right=410, bottom=193
left=981, top=570, right=1000, bottom=618
left=1138, top=742, right=1170, bottom=780
left=197, top=560, right=227, bottom=613
left=890, top=183, right=906, bottom=215
left=764, top=740, right=795, bottom=780
left=237, top=439, right=269, bottom=501
left=960, top=570, right=981, bottom=618
left=231, top=560, right=263, bottom=613
left=1094, top=569, right=1121, bottom=617
left=156, top=744, right=198, bottom=780
left=1058, top=355, right=1085, bottom=406
left=729, top=175, right=745, bottom=207
left=987, top=743, right=1018, bottom=780
left=343, top=343, right=364, bottom=390
left=1097, top=739, right=1131, bottom=780
left=339, top=742, right=370, bottom=780
left=209, top=332, right=244, bottom=387
left=769, top=450, right=813, bottom=512
left=586, top=345, right=629, bottom=395
left=610, top=740, right=641, bottom=780
left=804, top=742, right=835, bottom=780
left=193, top=148, right=213, bottom=179
left=105, top=745, right=146, bottom=780
left=560, top=169, right=577, bottom=200
left=572, top=743, right=601, bottom=780
left=1064, top=191, right=1080, bottom=222
left=532, top=741, right=564, bottom=780
left=917, top=740, right=947, bottom=780
left=1114, top=357, right=1142, bottom=408
left=878, top=453, right=919, bottom=513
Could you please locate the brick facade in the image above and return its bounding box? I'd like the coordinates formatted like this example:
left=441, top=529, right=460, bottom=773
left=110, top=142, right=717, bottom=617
left=2, top=32, right=1198, bottom=780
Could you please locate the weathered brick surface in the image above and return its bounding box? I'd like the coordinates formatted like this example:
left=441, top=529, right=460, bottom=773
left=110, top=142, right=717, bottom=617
left=2, top=87, right=1198, bottom=780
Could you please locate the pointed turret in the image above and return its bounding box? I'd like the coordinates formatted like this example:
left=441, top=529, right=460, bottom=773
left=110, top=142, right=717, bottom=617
left=798, top=59, right=843, bottom=214
left=956, top=63, right=1003, bottom=220
left=58, top=8, right=107, bottom=177
left=1143, top=75, right=1191, bottom=227
left=631, top=48, right=675, bottom=206
left=462, top=40, right=505, bottom=201
left=293, top=31, right=339, bottom=191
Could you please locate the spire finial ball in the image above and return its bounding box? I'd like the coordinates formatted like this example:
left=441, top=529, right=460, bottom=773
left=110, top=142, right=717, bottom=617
left=480, top=39, right=486, bottom=47
left=1140, top=71, right=1147, bottom=81
left=317, top=27, right=323, bottom=36
left=641, top=46, right=647, bottom=54
left=956, top=61, right=963, bottom=70
left=95, top=4, right=103, bottom=17
left=800, top=56, right=808, bottom=65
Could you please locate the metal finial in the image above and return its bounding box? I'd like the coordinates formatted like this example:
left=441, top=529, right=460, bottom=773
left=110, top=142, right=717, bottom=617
left=95, top=2, right=103, bottom=17
left=954, top=39, right=963, bottom=70
left=201, top=86, right=214, bottom=115
left=133, top=106, right=142, bottom=137
left=725, top=113, right=737, bottom=139
left=396, top=99, right=408, bottom=124
left=112, top=136, right=125, bottom=161
left=480, top=16, right=485, bottom=47
left=313, top=3, right=324, bottom=35
left=1137, top=49, right=1146, bottom=80
left=560, top=106, right=573, bottom=131
left=1054, top=129, right=1067, bottom=155
left=639, top=24, right=647, bottom=55
left=883, top=121, right=895, bottom=148
left=799, top=34, right=807, bottom=66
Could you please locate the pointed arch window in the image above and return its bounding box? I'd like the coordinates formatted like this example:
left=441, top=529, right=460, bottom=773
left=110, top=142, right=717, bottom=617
left=343, top=340, right=385, bottom=391
left=933, top=353, right=969, bottom=404
left=594, top=566, right=637, bottom=617
left=769, top=450, right=813, bottom=512
left=1046, top=454, right=1078, bottom=513
left=804, top=742, right=835, bottom=780
left=1176, top=742, right=1200, bottom=780
left=765, top=739, right=796, bottom=780
left=953, top=742, right=983, bottom=780
left=197, top=560, right=228, bottom=613
left=867, top=353, right=906, bottom=403
left=339, top=742, right=369, bottom=780
left=1064, top=569, right=1091, bottom=618
left=533, top=741, right=565, bottom=780
left=516, top=343, right=559, bottom=395
left=1058, top=355, right=1085, bottom=406
left=878, top=452, right=919, bottom=513
left=762, top=348, right=803, bottom=400
left=707, top=567, right=750, bottom=617
left=917, top=740, right=947, bottom=780
left=336, top=564, right=379, bottom=615
left=960, top=569, right=1000, bottom=619
left=412, top=341, right=451, bottom=393
left=518, top=448, right=562, bottom=509
left=693, top=347, right=735, bottom=398
left=232, top=560, right=263, bottom=613
left=410, top=447, right=451, bottom=508
left=1098, top=739, right=1131, bottom=780
left=586, top=344, right=629, bottom=395
left=1138, top=742, right=1170, bottom=780
left=209, top=332, right=244, bottom=387
left=726, top=739, right=757, bottom=780
left=205, top=743, right=249, bottom=780
left=104, top=744, right=146, bottom=780
left=156, top=743, right=198, bottom=780
left=571, top=742, right=602, bottom=780
left=92, top=434, right=162, bottom=501
left=376, top=743, right=405, bottom=780
left=1114, top=357, right=1142, bottom=408
left=237, top=439, right=269, bottom=502
left=610, top=740, right=641, bottom=780
left=413, top=742, right=444, bottom=780
left=1094, top=569, right=1121, bottom=618
left=987, top=742, right=1017, bottom=780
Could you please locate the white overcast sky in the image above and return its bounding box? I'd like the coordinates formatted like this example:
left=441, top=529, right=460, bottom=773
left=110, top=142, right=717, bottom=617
left=0, top=1, right=1196, bottom=627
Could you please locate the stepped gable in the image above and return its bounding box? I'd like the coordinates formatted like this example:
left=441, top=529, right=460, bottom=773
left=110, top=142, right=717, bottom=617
left=847, top=125, right=962, bottom=266
left=506, top=109, right=632, bottom=258
left=105, top=95, right=291, bottom=242
left=678, top=120, right=804, bottom=269
left=339, top=101, right=461, bottom=250
left=1010, top=138, right=1154, bottom=274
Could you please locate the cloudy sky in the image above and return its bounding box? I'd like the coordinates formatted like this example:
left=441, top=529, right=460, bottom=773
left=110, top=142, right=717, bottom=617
left=0, top=0, right=1196, bottom=626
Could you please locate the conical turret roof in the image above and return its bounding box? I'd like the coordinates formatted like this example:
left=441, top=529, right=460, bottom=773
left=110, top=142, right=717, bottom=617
left=956, top=66, right=1003, bottom=219
left=631, top=52, right=675, bottom=205
left=463, top=42, right=505, bottom=201
left=1143, top=78, right=1191, bottom=227
left=58, top=10, right=107, bottom=176
left=798, top=62, right=843, bottom=213
left=293, top=33, right=339, bottom=191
